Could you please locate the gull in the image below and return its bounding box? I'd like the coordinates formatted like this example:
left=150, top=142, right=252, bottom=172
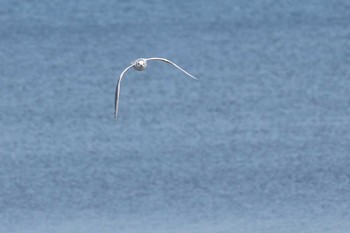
left=115, top=57, right=198, bottom=120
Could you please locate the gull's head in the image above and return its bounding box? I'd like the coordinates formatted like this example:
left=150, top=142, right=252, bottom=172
left=133, top=58, right=147, bottom=71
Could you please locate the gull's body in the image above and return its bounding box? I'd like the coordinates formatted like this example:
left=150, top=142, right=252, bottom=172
left=115, top=57, right=197, bottom=120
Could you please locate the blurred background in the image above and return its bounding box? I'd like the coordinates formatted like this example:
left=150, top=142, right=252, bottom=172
left=1, top=0, right=350, bottom=232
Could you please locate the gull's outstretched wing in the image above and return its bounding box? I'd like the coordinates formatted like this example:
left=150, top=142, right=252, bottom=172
left=115, top=64, right=134, bottom=120
left=145, top=57, right=198, bottom=80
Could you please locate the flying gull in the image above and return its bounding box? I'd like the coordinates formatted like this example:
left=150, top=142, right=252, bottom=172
left=115, top=57, right=198, bottom=120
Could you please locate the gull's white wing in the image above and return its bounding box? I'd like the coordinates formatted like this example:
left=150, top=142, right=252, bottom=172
left=115, top=64, right=134, bottom=120
left=145, top=57, right=198, bottom=80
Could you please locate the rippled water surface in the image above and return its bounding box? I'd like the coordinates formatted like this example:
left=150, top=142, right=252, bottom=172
left=1, top=1, right=350, bottom=232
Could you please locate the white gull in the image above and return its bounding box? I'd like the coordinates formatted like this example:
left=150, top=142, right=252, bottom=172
left=115, top=57, right=198, bottom=120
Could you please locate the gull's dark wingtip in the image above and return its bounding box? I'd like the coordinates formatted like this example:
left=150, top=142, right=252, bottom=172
left=114, top=115, right=119, bottom=125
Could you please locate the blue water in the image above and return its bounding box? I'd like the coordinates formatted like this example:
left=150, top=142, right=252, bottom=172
left=1, top=1, right=350, bottom=232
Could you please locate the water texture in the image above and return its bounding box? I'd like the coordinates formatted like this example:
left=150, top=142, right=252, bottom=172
left=0, top=0, right=349, bottom=232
